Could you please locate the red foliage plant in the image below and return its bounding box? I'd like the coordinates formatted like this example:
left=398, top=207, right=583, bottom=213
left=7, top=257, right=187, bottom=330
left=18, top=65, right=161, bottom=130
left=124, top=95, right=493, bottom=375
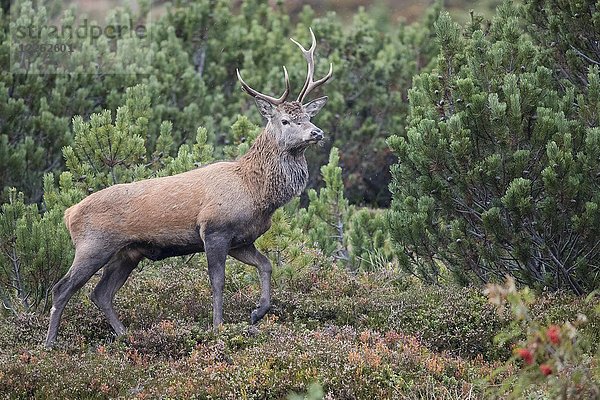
left=546, top=325, right=560, bottom=345
left=539, top=364, right=553, bottom=376
left=516, top=348, right=534, bottom=365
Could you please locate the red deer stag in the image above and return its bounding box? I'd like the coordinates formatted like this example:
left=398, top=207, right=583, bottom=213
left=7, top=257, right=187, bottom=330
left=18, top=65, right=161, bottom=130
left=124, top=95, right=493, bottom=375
left=45, top=28, right=332, bottom=348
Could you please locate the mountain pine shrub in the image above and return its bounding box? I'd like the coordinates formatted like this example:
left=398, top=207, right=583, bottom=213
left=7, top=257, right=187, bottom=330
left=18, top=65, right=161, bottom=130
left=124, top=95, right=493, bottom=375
left=388, top=2, right=600, bottom=293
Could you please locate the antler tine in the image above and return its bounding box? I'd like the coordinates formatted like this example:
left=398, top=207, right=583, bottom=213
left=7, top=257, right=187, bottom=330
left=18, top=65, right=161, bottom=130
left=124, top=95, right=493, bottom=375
left=289, top=29, right=314, bottom=103
left=236, top=66, right=290, bottom=105
left=290, top=27, right=333, bottom=103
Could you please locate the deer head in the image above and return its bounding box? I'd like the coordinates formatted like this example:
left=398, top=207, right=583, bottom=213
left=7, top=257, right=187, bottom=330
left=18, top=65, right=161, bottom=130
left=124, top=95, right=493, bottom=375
left=236, top=28, right=333, bottom=152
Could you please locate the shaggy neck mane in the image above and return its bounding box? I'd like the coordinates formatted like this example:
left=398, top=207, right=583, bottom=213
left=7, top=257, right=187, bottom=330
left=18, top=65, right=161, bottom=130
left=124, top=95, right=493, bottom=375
left=237, top=125, right=308, bottom=212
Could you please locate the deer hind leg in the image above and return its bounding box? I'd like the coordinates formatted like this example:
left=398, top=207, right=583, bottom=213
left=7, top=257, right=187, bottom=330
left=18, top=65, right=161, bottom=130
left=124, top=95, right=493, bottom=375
left=229, top=244, right=272, bottom=324
left=90, top=249, right=142, bottom=336
left=45, top=243, right=116, bottom=348
left=204, top=233, right=230, bottom=330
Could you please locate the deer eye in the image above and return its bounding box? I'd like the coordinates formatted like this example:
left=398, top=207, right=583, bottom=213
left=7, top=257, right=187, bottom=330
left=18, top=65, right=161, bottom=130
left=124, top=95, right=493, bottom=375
left=281, top=119, right=290, bottom=125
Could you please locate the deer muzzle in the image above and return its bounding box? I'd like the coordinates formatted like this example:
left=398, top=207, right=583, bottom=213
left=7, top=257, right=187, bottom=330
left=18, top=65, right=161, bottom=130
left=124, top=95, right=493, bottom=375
left=310, top=128, right=324, bottom=142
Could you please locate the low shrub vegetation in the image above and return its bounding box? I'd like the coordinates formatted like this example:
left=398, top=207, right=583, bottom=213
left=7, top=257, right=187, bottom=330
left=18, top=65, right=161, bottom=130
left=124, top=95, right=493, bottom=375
left=1, top=262, right=598, bottom=399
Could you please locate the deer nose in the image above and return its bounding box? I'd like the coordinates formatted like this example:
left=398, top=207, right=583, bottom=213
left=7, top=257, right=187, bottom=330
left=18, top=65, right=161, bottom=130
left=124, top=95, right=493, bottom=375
left=310, top=128, right=324, bottom=140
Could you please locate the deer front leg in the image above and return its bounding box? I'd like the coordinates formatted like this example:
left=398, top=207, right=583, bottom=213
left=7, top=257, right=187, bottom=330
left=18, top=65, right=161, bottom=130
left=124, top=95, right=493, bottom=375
left=229, top=244, right=272, bottom=324
left=204, top=233, right=229, bottom=329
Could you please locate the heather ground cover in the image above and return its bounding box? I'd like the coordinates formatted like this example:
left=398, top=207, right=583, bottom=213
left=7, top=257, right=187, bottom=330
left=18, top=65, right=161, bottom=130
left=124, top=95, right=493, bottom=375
left=1, top=261, right=598, bottom=399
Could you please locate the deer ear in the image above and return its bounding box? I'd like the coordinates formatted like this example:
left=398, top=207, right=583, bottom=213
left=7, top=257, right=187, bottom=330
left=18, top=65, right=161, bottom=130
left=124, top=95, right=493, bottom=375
left=254, top=98, right=276, bottom=119
left=303, top=96, right=328, bottom=117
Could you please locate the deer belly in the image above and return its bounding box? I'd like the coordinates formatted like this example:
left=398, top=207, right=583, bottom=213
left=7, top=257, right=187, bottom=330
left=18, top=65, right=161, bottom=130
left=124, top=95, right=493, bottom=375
left=136, top=242, right=204, bottom=261
left=133, top=228, right=204, bottom=261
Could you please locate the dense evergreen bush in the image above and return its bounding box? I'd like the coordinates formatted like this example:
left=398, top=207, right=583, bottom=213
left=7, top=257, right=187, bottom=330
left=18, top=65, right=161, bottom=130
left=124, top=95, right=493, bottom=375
left=526, top=0, right=600, bottom=89
left=388, top=1, right=600, bottom=293
left=0, top=188, right=72, bottom=313
left=1, top=0, right=439, bottom=205
left=0, top=82, right=216, bottom=314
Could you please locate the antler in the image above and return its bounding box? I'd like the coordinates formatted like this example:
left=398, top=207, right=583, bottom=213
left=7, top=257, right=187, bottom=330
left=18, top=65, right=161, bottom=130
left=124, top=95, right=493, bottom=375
left=236, top=66, right=291, bottom=105
left=290, top=27, right=333, bottom=103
